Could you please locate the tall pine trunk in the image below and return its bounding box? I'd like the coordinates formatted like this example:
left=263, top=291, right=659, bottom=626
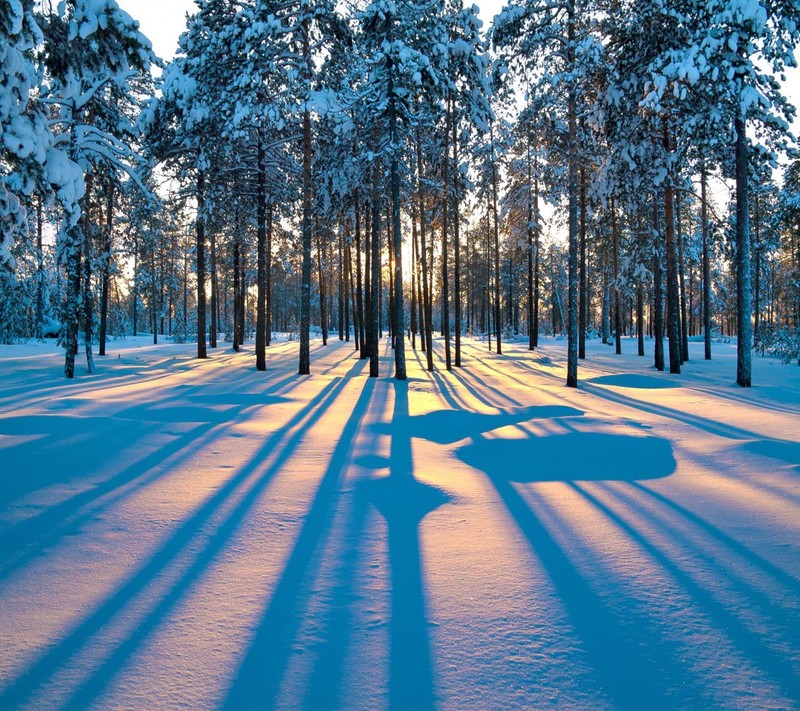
left=442, top=103, right=452, bottom=370
left=417, top=137, right=434, bottom=371
left=452, top=101, right=462, bottom=367
left=256, top=141, right=267, bottom=371
left=299, top=19, right=313, bottom=375
left=389, top=76, right=406, bottom=380
left=99, top=183, right=113, bottom=356
left=701, top=166, right=712, bottom=360
left=735, top=115, right=752, bottom=386
left=370, top=156, right=382, bottom=378
left=653, top=194, right=664, bottom=371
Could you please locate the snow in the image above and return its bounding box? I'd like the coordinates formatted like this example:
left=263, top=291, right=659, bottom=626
left=0, top=335, right=799, bottom=709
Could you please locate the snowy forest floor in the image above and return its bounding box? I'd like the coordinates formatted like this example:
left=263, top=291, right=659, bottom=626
left=1, top=333, right=799, bottom=710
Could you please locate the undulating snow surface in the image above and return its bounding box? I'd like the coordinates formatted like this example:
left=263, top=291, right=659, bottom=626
left=1, top=335, right=799, bottom=710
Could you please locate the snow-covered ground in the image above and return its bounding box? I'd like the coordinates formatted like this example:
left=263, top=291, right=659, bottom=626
left=1, top=334, right=798, bottom=710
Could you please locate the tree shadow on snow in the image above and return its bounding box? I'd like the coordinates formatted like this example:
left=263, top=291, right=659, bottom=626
left=458, top=431, right=676, bottom=483
left=0, top=359, right=363, bottom=711
left=585, top=373, right=681, bottom=389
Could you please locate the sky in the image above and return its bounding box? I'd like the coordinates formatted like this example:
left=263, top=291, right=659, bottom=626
left=116, top=0, right=505, bottom=61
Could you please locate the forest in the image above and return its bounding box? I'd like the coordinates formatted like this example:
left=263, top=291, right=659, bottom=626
left=3, top=2, right=800, bottom=709
left=1, top=0, right=799, bottom=386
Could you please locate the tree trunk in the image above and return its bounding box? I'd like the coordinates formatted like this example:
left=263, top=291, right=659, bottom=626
left=369, top=154, right=382, bottom=378
left=676, top=189, right=689, bottom=362
left=491, top=126, right=502, bottom=356
left=453, top=100, right=462, bottom=367
left=256, top=141, right=267, bottom=371
left=389, top=77, right=406, bottom=380
left=653, top=194, right=664, bottom=371
left=233, top=223, right=241, bottom=352
left=566, top=1, right=578, bottom=386
left=99, top=182, right=113, bottom=356
left=701, top=166, right=712, bottom=360
left=663, top=124, right=681, bottom=374
left=579, top=165, right=587, bottom=359
left=299, top=19, right=313, bottom=375
left=417, top=136, right=434, bottom=371
left=442, top=103, right=452, bottom=370
left=611, top=198, right=622, bottom=355
left=735, top=115, right=752, bottom=386
left=317, top=220, right=328, bottom=347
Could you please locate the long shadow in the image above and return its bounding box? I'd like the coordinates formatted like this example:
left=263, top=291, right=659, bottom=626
left=594, top=481, right=800, bottom=636
left=359, top=380, right=449, bottom=711
left=580, top=380, right=773, bottom=442
left=0, top=371, right=300, bottom=577
left=481, top=456, right=683, bottom=709
left=221, top=373, right=374, bottom=709
left=0, top=367, right=355, bottom=709
left=630, top=482, right=800, bottom=596
left=458, top=430, right=675, bottom=482
left=569, top=482, right=800, bottom=702
left=59, top=361, right=369, bottom=711
left=374, top=405, right=583, bottom=447
left=458, top=423, right=694, bottom=709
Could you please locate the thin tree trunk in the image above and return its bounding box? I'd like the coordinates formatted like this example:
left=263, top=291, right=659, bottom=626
left=370, top=154, right=382, bottom=378
left=256, top=142, right=267, bottom=371
left=442, top=103, right=452, bottom=370
left=389, top=73, right=406, bottom=380
left=299, top=18, right=313, bottom=375
left=653, top=193, right=664, bottom=371
left=677, top=189, right=689, bottom=362
left=566, top=1, right=578, bottom=386
left=491, top=125, right=502, bottom=355
left=663, top=124, right=681, bottom=374
left=701, top=166, right=712, bottom=360
left=99, top=182, right=113, bottom=356
left=317, top=220, right=328, bottom=347
left=453, top=100, right=462, bottom=367
left=82, top=178, right=96, bottom=373
left=611, top=198, right=621, bottom=355
left=735, top=114, right=752, bottom=386
left=579, top=165, right=587, bottom=359
left=417, top=136, right=434, bottom=371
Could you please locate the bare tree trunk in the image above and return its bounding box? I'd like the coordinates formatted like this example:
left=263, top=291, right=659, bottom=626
left=442, top=103, right=452, bottom=370
left=491, top=125, right=502, bottom=356
left=299, top=18, right=313, bottom=375
left=579, top=165, right=587, bottom=359
left=701, top=166, right=712, bottom=360
left=389, top=72, right=406, bottom=380
left=317, top=220, right=328, bottom=347
left=82, top=177, right=95, bottom=373
left=677, top=189, right=689, bottom=362
left=453, top=100, right=462, bottom=367
left=663, top=123, right=681, bottom=374
left=233, top=222, right=241, bottom=352
left=653, top=193, right=664, bottom=371
left=611, top=198, right=621, bottom=355
left=417, top=137, right=434, bottom=371
left=99, top=182, right=113, bottom=356
left=370, top=154, right=382, bottom=378
left=256, top=141, right=267, bottom=371
left=566, top=0, right=578, bottom=386
left=735, top=115, right=752, bottom=386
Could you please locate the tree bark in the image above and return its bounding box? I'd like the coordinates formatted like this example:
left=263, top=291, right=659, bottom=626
left=99, top=182, right=113, bottom=356
left=701, top=166, right=712, bottom=360
left=256, top=141, right=267, bottom=371
left=735, top=115, right=752, bottom=386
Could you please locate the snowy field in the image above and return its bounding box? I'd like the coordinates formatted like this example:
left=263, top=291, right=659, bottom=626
left=1, top=334, right=799, bottom=710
